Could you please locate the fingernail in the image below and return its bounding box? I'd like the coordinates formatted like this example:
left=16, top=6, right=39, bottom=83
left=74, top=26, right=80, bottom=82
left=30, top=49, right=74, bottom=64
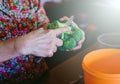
left=57, top=40, right=63, bottom=46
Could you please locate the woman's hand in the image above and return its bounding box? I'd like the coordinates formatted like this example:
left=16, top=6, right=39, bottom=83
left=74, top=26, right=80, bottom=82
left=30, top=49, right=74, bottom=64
left=59, top=16, right=85, bottom=51
left=71, top=30, right=85, bottom=51
left=15, top=27, right=70, bottom=57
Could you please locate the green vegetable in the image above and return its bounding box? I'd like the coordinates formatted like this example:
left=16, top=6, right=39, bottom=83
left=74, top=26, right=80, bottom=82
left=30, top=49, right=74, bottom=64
left=47, top=20, right=83, bottom=50
left=48, top=20, right=67, bottom=29
left=63, top=38, right=76, bottom=50
left=72, top=28, right=83, bottom=41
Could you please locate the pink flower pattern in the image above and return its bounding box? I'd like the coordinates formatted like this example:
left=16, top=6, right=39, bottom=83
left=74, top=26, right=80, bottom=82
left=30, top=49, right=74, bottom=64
left=0, top=0, right=49, bottom=83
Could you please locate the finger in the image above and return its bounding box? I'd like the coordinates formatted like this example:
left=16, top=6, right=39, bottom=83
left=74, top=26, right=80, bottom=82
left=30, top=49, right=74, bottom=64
left=32, top=50, right=53, bottom=57
left=30, top=28, right=49, bottom=39
left=47, top=50, right=54, bottom=57
left=36, top=36, right=57, bottom=54
left=55, top=38, right=63, bottom=46
left=53, top=46, right=57, bottom=52
left=37, top=44, right=52, bottom=49
left=50, top=39, right=58, bottom=53
left=36, top=37, right=54, bottom=44
left=81, top=30, right=85, bottom=36
left=78, top=37, right=85, bottom=44
left=32, top=43, right=54, bottom=57
left=59, top=16, right=69, bottom=21
left=78, top=31, right=85, bottom=44
left=53, top=27, right=71, bottom=36
left=45, top=43, right=56, bottom=57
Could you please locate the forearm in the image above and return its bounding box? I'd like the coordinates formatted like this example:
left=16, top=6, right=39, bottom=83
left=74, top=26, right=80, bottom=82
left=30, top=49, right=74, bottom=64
left=0, top=38, right=21, bottom=62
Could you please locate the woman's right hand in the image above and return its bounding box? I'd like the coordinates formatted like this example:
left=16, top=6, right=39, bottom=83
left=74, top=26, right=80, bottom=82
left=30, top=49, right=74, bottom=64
left=15, top=27, right=70, bottom=57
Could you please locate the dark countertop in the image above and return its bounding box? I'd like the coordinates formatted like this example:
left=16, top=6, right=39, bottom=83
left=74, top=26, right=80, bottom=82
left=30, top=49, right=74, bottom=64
left=39, top=43, right=101, bottom=84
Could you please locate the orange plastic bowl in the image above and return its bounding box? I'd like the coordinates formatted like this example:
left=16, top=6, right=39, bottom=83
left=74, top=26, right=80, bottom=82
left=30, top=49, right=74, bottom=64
left=82, top=49, right=120, bottom=84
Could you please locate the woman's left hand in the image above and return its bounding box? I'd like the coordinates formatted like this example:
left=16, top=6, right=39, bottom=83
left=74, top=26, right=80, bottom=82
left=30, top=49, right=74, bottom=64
left=59, top=16, right=85, bottom=51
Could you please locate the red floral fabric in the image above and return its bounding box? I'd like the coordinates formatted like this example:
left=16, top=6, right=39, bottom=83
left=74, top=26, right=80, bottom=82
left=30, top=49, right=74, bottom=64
left=0, top=0, right=49, bottom=83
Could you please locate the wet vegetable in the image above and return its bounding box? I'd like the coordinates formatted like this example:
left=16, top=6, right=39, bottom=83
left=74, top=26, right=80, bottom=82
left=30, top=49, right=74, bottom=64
left=47, top=20, right=83, bottom=50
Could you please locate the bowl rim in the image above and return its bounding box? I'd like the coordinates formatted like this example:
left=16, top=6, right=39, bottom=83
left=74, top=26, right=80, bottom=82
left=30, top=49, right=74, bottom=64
left=82, top=49, right=120, bottom=79
left=97, top=32, right=120, bottom=48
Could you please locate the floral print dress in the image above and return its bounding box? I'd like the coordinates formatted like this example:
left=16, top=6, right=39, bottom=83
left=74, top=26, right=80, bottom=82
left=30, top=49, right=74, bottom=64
left=0, top=0, right=49, bottom=83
